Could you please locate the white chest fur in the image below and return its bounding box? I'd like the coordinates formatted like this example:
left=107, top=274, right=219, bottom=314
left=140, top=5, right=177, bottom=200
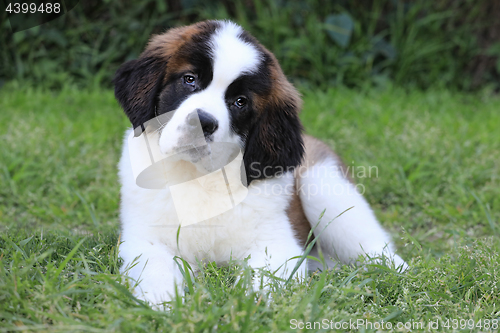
left=118, top=128, right=301, bottom=266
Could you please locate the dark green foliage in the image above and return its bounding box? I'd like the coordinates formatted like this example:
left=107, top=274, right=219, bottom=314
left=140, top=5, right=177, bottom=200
left=1, top=0, right=498, bottom=90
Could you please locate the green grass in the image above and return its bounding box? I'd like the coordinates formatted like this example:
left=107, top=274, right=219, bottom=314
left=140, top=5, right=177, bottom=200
left=0, top=83, right=499, bottom=332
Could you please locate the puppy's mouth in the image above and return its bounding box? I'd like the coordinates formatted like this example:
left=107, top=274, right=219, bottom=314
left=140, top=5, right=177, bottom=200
left=170, top=138, right=241, bottom=173
left=129, top=128, right=243, bottom=189
left=174, top=142, right=212, bottom=164
left=130, top=111, right=243, bottom=189
left=164, top=129, right=212, bottom=167
left=158, top=110, right=217, bottom=164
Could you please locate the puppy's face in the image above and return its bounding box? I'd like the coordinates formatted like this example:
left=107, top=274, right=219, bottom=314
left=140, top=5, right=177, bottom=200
left=114, top=21, right=304, bottom=183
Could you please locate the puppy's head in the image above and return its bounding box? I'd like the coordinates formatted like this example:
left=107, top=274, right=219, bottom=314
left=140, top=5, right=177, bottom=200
left=114, top=20, right=303, bottom=184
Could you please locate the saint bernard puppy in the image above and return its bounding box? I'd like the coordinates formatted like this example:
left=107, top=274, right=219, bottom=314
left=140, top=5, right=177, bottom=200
left=114, top=20, right=407, bottom=308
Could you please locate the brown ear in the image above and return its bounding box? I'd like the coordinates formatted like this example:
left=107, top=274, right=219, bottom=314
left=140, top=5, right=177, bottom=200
left=243, top=79, right=304, bottom=184
left=113, top=56, right=167, bottom=133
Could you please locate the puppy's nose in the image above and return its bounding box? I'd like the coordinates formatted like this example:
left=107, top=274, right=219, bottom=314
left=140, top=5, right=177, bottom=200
left=187, top=109, right=219, bottom=137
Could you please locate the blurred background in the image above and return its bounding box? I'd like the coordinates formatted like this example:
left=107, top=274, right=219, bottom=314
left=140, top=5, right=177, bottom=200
left=1, top=0, right=499, bottom=91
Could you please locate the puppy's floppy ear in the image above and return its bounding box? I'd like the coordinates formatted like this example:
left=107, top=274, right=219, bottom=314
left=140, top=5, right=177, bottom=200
left=113, top=56, right=167, bottom=134
left=243, top=87, right=304, bottom=184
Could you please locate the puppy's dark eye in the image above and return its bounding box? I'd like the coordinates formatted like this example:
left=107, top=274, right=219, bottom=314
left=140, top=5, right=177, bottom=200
left=234, top=96, right=248, bottom=108
left=183, top=75, right=196, bottom=85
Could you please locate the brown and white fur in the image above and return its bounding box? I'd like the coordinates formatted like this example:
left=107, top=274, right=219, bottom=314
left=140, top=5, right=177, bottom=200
left=114, top=20, right=407, bottom=308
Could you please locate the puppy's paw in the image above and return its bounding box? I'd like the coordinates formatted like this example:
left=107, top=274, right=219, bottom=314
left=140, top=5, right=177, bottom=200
left=134, top=280, right=176, bottom=310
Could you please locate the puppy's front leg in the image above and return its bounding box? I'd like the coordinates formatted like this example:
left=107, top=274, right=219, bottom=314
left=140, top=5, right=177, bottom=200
left=120, top=240, right=184, bottom=309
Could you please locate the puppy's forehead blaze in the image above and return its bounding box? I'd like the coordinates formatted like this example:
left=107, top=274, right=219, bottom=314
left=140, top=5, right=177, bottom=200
left=210, top=24, right=262, bottom=86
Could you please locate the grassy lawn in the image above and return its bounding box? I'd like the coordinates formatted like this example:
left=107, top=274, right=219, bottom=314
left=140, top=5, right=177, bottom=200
left=0, top=84, right=499, bottom=332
